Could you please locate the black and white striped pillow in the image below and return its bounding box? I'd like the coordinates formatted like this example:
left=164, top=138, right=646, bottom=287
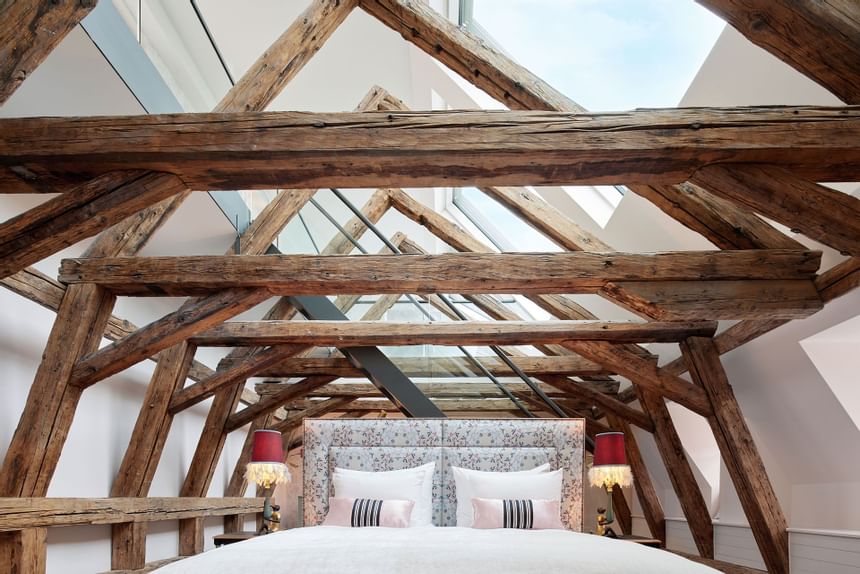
left=350, top=498, right=384, bottom=527
left=502, top=499, right=535, bottom=529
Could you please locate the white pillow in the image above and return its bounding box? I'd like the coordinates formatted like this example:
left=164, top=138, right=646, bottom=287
left=452, top=463, right=551, bottom=527
left=332, top=462, right=435, bottom=527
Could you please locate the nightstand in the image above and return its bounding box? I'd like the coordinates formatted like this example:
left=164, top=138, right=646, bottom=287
left=213, top=531, right=259, bottom=547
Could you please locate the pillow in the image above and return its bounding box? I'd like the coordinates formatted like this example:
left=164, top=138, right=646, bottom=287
left=452, top=463, right=551, bottom=527
left=324, top=498, right=415, bottom=528
left=332, top=462, right=435, bottom=527
left=471, top=498, right=563, bottom=530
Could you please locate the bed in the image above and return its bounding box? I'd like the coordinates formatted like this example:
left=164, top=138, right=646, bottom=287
left=153, top=419, right=719, bottom=573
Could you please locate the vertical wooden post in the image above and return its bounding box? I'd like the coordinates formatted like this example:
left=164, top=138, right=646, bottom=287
left=681, top=336, right=789, bottom=574
left=605, top=413, right=666, bottom=544
left=0, top=529, right=47, bottom=574
left=637, top=389, right=714, bottom=558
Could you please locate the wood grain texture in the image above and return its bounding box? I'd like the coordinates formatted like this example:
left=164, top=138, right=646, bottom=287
left=0, top=0, right=97, bottom=104
left=283, top=380, right=611, bottom=400
left=637, top=389, right=714, bottom=558
left=225, top=376, right=339, bottom=432
left=681, top=337, right=789, bottom=574
left=0, top=498, right=264, bottom=530
left=189, top=320, right=717, bottom=347
left=224, top=354, right=611, bottom=379
left=57, top=250, right=822, bottom=297
left=563, top=341, right=712, bottom=416
left=272, top=398, right=355, bottom=433
left=696, top=0, right=860, bottom=103
left=600, top=279, right=822, bottom=320
left=540, top=376, right=653, bottom=432
left=69, top=288, right=272, bottom=388
left=0, top=528, right=46, bottom=574
left=690, top=164, right=860, bottom=257
left=3, top=107, right=858, bottom=189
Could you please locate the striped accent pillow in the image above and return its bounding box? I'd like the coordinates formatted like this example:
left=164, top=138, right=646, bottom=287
left=471, top=498, right=563, bottom=530
left=351, top=498, right=384, bottom=527
left=502, top=499, right=534, bottom=529
left=323, top=497, right=415, bottom=528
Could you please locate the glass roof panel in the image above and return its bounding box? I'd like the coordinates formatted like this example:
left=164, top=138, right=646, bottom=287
left=468, top=0, right=725, bottom=110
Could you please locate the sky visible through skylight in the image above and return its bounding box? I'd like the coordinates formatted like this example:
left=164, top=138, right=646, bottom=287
left=472, top=0, right=725, bottom=111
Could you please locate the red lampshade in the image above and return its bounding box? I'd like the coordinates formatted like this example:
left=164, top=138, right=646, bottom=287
left=250, top=430, right=284, bottom=464
left=593, top=432, right=627, bottom=467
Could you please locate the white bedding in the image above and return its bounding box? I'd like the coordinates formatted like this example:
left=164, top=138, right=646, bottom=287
left=154, top=526, right=719, bottom=573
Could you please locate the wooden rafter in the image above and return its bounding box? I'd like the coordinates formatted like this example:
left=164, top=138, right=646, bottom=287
left=0, top=0, right=97, bottom=104
left=2, top=107, right=858, bottom=191
left=696, top=0, right=860, bottom=104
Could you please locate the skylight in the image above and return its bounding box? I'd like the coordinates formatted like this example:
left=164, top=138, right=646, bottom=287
left=465, top=0, right=725, bottom=111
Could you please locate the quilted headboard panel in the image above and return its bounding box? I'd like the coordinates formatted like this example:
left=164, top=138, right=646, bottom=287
left=303, top=418, right=584, bottom=530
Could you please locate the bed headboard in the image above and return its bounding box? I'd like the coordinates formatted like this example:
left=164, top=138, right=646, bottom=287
left=303, top=418, right=585, bottom=530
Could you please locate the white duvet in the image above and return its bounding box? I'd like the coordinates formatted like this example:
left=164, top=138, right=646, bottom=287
left=154, top=526, right=719, bottom=573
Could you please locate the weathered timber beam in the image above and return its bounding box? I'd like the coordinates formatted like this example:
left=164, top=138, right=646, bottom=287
left=189, top=320, right=717, bottom=347
left=539, top=375, right=654, bottom=432
left=3, top=107, right=858, bottom=188
left=0, top=0, right=97, bottom=104
left=681, top=337, right=789, bottom=574
left=224, top=354, right=612, bottom=379
left=226, top=376, right=340, bottom=432
left=563, top=341, right=713, bottom=416
left=257, top=380, right=607, bottom=400
left=695, top=0, right=860, bottom=104
left=600, top=279, right=822, bottom=320
left=0, top=498, right=263, bottom=531
left=690, top=164, right=860, bottom=257
left=358, top=10, right=803, bottom=251
left=637, top=389, right=714, bottom=558
left=57, top=250, right=822, bottom=297
left=271, top=397, right=355, bottom=433
left=0, top=172, right=188, bottom=279
left=285, top=398, right=550, bottom=413
left=662, top=256, right=860, bottom=376
left=68, top=288, right=272, bottom=388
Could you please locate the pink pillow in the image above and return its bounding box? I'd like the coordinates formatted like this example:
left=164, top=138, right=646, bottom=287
left=324, top=498, right=415, bottom=528
left=471, top=498, right=563, bottom=530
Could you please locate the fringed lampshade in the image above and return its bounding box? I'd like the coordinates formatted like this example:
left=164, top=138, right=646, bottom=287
left=588, top=432, right=633, bottom=490
left=245, top=429, right=290, bottom=489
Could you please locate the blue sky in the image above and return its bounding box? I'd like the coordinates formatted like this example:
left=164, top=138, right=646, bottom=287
left=472, top=0, right=725, bottom=111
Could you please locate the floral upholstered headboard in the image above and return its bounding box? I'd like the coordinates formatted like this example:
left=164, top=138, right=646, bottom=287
left=303, top=418, right=585, bottom=530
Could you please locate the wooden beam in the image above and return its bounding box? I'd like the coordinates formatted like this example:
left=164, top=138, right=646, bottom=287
left=189, top=320, right=717, bottom=347
left=662, top=257, right=860, bottom=376
left=681, top=337, right=789, bottom=574
left=225, top=376, right=339, bottom=432
left=539, top=376, right=653, bottom=432
left=671, top=551, right=766, bottom=574
left=4, top=108, right=858, bottom=189
left=0, top=171, right=189, bottom=279
left=0, top=0, right=97, bottom=104
left=99, top=557, right=183, bottom=574
left=259, top=380, right=608, bottom=399
left=272, top=398, right=355, bottom=433
left=0, top=498, right=264, bottom=530
left=604, top=413, right=666, bottom=544
left=58, top=250, right=821, bottom=297
left=690, top=164, right=860, bottom=257
left=637, top=389, right=714, bottom=558
left=288, top=398, right=537, bottom=413
left=69, top=287, right=272, bottom=388
left=563, top=341, right=713, bottom=416
left=601, top=279, right=822, bottom=320
left=0, top=528, right=46, bottom=574
left=223, top=354, right=612, bottom=379
left=696, top=0, right=860, bottom=104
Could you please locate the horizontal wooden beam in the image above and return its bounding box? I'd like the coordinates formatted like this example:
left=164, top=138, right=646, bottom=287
left=58, top=250, right=821, bottom=297
left=189, top=320, right=716, bottom=347
left=284, top=398, right=528, bottom=412
left=224, top=354, right=616, bottom=380
left=0, top=497, right=263, bottom=531
left=2, top=107, right=858, bottom=190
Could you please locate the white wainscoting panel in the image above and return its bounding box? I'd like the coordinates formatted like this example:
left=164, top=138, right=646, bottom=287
left=789, top=529, right=860, bottom=574
left=666, top=517, right=698, bottom=554
left=714, top=522, right=768, bottom=570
